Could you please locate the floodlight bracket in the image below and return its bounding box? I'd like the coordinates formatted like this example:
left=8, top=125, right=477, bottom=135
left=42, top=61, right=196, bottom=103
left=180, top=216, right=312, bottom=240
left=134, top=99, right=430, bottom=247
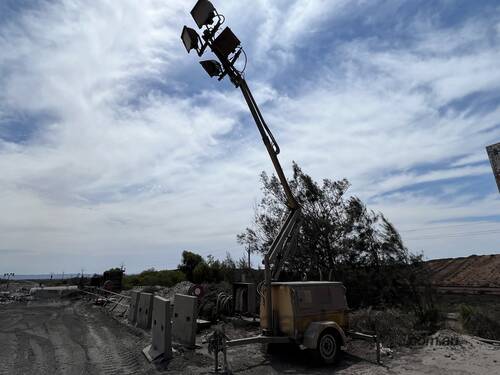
left=196, top=20, right=223, bottom=57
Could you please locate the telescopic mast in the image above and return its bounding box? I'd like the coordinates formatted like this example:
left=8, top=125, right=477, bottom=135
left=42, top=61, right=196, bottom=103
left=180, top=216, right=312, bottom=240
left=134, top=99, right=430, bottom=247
left=181, top=0, right=301, bottom=334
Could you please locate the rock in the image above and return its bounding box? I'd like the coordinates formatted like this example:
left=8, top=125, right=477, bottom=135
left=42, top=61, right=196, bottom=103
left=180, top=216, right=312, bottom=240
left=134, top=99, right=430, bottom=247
left=380, top=346, right=393, bottom=356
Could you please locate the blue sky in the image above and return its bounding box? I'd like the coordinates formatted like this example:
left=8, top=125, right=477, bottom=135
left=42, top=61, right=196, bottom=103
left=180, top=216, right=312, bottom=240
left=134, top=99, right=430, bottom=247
left=0, top=0, right=499, bottom=274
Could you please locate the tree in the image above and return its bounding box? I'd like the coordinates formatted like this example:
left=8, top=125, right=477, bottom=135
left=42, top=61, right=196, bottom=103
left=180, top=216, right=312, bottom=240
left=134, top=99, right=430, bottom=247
left=193, top=262, right=212, bottom=284
left=178, top=251, right=204, bottom=282
left=238, top=162, right=426, bottom=308
left=179, top=251, right=238, bottom=283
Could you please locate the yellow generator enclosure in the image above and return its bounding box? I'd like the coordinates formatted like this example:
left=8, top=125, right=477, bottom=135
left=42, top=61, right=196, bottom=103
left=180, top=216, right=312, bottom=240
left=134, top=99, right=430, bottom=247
left=260, top=281, right=349, bottom=340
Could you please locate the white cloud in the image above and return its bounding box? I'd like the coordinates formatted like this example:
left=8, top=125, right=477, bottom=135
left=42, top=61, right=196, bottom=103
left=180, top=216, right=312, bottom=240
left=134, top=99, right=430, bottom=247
left=452, top=152, right=489, bottom=167
left=0, top=0, right=499, bottom=274
left=372, top=193, right=500, bottom=259
left=260, top=16, right=500, bottom=193
left=218, top=0, right=352, bottom=76
left=0, top=0, right=257, bottom=272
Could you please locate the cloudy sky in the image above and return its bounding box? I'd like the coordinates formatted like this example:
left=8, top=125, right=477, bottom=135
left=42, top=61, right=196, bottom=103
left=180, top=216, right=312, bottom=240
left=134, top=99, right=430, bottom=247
left=1, top=0, right=499, bottom=275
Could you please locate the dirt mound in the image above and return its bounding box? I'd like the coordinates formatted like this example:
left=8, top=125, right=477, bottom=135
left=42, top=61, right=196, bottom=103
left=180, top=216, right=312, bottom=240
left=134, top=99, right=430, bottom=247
left=425, top=254, right=500, bottom=287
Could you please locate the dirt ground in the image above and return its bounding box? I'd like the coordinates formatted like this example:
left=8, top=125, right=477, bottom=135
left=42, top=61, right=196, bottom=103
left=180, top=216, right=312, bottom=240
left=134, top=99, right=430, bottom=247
left=0, top=300, right=156, bottom=375
left=219, top=335, right=500, bottom=375
left=1, top=299, right=499, bottom=375
left=197, top=325, right=500, bottom=375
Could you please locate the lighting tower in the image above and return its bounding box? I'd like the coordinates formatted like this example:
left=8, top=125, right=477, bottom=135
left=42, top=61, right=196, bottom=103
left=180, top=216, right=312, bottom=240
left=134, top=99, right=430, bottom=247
left=182, top=0, right=301, bottom=335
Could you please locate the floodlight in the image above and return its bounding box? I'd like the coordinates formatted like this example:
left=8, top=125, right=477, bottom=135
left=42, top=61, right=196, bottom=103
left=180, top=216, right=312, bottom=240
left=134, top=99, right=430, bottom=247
left=212, top=27, right=240, bottom=58
left=181, top=26, right=200, bottom=53
left=200, top=60, right=223, bottom=77
left=191, top=0, right=216, bottom=29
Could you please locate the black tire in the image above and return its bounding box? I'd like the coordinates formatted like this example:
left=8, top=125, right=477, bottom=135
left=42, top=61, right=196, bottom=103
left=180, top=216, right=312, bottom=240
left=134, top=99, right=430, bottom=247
left=266, top=343, right=280, bottom=354
left=316, top=330, right=341, bottom=365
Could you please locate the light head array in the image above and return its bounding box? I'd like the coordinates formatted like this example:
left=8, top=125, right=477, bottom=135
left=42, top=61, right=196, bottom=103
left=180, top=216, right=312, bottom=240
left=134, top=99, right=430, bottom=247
left=181, top=0, right=246, bottom=86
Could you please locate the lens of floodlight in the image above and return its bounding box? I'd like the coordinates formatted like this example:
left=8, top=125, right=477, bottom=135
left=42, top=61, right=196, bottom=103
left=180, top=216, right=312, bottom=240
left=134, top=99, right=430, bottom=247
left=191, top=0, right=216, bottom=29
left=200, top=60, right=222, bottom=77
left=212, top=27, right=240, bottom=58
left=181, top=26, right=200, bottom=53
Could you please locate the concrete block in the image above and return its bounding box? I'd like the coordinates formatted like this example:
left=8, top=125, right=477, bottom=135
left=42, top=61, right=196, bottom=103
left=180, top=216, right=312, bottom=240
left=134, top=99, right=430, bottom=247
left=136, top=292, right=154, bottom=330
left=143, top=296, right=172, bottom=362
left=128, top=291, right=140, bottom=324
left=172, top=294, right=198, bottom=348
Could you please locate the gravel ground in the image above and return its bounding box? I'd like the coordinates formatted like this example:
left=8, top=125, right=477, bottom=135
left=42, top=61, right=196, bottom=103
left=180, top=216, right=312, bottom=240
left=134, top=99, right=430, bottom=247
left=1, top=298, right=499, bottom=375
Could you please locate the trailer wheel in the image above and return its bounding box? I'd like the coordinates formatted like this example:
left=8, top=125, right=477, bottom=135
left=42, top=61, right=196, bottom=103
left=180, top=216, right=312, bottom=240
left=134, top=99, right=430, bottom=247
left=316, top=330, right=340, bottom=364
left=266, top=343, right=280, bottom=354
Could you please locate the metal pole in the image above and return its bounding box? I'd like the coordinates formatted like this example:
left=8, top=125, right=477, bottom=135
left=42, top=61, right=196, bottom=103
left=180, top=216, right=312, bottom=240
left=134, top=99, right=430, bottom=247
left=191, top=30, right=303, bottom=337
left=264, top=255, right=272, bottom=335
left=237, top=79, right=303, bottom=336
left=222, top=335, right=228, bottom=373
left=238, top=80, right=298, bottom=210
left=237, top=79, right=303, bottom=335
left=376, top=335, right=381, bottom=365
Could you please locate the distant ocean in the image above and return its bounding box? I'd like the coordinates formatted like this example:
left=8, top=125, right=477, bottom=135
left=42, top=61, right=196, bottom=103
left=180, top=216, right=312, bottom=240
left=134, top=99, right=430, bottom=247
left=9, top=274, right=91, bottom=280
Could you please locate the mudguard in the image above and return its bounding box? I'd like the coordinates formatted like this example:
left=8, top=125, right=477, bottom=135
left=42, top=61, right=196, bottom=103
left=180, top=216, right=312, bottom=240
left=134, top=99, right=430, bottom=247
left=302, top=321, right=347, bottom=350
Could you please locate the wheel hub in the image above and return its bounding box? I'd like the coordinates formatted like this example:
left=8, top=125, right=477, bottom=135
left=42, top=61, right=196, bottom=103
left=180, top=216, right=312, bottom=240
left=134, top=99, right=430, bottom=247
left=320, top=335, right=336, bottom=358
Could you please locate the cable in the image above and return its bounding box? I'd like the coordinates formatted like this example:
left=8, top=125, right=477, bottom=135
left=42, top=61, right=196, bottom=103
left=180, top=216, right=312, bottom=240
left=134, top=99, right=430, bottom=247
left=242, top=80, right=281, bottom=155
left=405, top=229, right=500, bottom=241
left=401, top=221, right=499, bottom=233
left=240, top=48, right=248, bottom=74
left=214, top=11, right=225, bottom=26
left=206, top=12, right=225, bottom=34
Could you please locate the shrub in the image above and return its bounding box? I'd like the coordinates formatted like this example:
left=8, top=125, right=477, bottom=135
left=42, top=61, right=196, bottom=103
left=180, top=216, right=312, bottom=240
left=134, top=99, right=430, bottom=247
left=350, top=307, right=433, bottom=347
left=123, top=251, right=237, bottom=288
left=460, top=305, right=500, bottom=340
left=122, top=269, right=185, bottom=289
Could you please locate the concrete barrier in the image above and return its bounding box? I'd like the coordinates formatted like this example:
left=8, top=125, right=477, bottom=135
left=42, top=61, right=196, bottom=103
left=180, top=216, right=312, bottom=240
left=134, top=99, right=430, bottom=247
left=128, top=291, right=140, bottom=324
left=136, top=292, right=154, bottom=330
left=172, top=294, right=198, bottom=348
left=143, top=296, right=172, bottom=362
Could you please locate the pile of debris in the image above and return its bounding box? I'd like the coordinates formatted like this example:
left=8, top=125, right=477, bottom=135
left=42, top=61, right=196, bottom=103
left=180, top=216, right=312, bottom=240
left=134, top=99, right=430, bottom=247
left=0, top=291, right=12, bottom=304
left=157, top=281, right=194, bottom=300
left=0, top=288, right=33, bottom=304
